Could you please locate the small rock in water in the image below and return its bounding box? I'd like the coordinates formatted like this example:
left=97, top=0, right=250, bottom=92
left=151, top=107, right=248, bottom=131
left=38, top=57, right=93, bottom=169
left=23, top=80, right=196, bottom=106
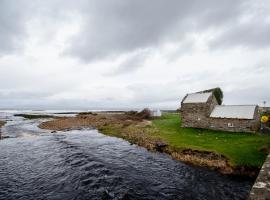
left=155, top=141, right=168, bottom=152
left=0, top=135, right=10, bottom=139
left=51, top=131, right=57, bottom=133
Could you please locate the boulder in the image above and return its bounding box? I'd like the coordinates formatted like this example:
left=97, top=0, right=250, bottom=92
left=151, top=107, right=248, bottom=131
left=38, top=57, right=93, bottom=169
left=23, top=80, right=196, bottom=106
left=155, top=141, right=168, bottom=152
left=136, top=108, right=151, bottom=119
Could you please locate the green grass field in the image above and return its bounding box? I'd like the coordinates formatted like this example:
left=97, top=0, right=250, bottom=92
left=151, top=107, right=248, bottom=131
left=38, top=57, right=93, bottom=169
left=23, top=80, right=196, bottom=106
left=149, top=113, right=270, bottom=167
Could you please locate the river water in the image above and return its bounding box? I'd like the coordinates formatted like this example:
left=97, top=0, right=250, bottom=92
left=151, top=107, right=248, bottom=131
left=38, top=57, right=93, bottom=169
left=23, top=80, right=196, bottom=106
left=0, top=111, right=253, bottom=200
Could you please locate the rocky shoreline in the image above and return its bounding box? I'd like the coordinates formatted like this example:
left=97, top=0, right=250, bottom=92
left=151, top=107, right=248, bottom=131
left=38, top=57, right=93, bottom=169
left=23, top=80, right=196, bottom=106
left=39, top=113, right=259, bottom=178
left=0, top=120, right=5, bottom=128
left=0, top=120, right=6, bottom=139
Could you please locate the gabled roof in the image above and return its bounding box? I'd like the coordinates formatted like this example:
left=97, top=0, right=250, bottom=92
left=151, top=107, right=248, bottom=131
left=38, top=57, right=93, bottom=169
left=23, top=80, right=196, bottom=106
left=210, top=105, right=257, bottom=119
left=183, top=92, right=212, bottom=103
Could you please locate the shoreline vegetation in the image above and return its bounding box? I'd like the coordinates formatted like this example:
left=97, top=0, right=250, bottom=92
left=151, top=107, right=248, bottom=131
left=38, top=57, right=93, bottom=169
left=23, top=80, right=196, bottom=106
left=38, top=112, right=270, bottom=177
left=0, top=120, right=6, bottom=128
left=14, top=114, right=56, bottom=119
left=0, top=120, right=6, bottom=139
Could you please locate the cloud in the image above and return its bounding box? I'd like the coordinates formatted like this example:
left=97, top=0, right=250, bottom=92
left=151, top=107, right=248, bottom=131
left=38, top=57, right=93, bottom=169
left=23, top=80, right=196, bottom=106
left=65, top=0, right=186, bottom=61
left=0, top=0, right=270, bottom=109
left=104, top=49, right=150, bottom=75
left=0, top=0, right=29, bottom=56
left=1, top=0, right=270, bottom=60
left=65, top=0, right=246, bottom=62
left=210, top=1, right=270, bottom=49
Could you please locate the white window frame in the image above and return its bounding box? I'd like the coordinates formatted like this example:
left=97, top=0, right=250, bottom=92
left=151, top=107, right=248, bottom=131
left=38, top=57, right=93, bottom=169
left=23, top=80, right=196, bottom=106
left=228, top=122, right=234, bottom=127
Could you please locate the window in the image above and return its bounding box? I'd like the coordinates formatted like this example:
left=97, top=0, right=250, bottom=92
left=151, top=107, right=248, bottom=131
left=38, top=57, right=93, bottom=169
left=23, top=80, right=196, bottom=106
left=228, top=123, right=234, bottom=127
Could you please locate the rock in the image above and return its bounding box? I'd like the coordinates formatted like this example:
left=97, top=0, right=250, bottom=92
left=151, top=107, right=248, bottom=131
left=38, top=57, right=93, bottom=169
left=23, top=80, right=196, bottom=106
left=51, top=130, right=57, bottom=133
left=0, top=135, right=10, bottom=139
left=125, top=111, right=137, bottom=115
left=136, top=108, right=151, bottom=119
left=155, top=141, right=168, bottom=152
left=249, top=154, right=270, bottom=199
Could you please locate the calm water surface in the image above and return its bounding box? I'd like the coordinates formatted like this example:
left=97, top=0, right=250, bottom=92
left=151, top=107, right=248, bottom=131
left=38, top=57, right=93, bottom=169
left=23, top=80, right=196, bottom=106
left=0, top=112, right=253, bottom=200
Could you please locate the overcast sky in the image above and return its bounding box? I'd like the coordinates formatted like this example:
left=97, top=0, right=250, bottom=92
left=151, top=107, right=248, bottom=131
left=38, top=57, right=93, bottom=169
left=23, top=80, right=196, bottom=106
left=0, top=0, right=270, bottom=110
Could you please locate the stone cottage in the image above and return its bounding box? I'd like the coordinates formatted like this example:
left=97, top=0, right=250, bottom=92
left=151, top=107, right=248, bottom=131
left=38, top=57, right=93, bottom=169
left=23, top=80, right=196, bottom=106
left=180, top=91, right=260, bottom=133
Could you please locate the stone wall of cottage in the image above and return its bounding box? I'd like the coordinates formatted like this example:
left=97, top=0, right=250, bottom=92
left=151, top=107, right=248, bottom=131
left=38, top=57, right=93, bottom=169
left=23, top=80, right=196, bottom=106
left=181, top=94, right=260, bottom=133
left=181, top=94, right=218, bottom=129
left=208, top=118, right=259, bottom=133
left=208, top=106, right=260, bottom=133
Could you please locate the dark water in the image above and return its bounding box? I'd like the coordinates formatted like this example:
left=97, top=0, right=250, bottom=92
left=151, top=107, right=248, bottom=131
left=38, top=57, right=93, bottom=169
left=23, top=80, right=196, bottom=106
left=0, top=112, right=253, bottom=200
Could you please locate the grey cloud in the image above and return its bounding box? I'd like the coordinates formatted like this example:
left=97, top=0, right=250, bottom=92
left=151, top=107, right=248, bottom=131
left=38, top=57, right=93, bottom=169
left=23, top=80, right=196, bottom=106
left=164, top=38, right=195, bottom=62
left=127, top=80, right=188, bottom=106
left=65, top=0, right=245, bottom=62
left=210, top=1, right=270, bottom=49
left=65, top=0, right=189, bottom=61
left=0, top=0, right=29, bottom=56
left=0, top=91, right=135, bottom=110
left=106, top=50, right=150, bottom=75
left=0, top=90, right=51, bottom=99
left=0, top=90, right=53, bottom=109
left=0, top=89, right=102, bottom=110
left=1, top=0, right=268, bottom=61
left=225, top=86, right=270, bottom=106
left=0, top=0, right=81, bottom=56
left=210, top=20, right=270, bottom=49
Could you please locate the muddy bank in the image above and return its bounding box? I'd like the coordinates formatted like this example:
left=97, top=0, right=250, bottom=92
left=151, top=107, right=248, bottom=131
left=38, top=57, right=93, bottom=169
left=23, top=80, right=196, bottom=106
left=0, top=120, right=5, bottom=128
left=0, top=120, right=6, bottom=139
left=14, top=114, right=56, bottom=119
left=39, top=113, right=259, bottom=177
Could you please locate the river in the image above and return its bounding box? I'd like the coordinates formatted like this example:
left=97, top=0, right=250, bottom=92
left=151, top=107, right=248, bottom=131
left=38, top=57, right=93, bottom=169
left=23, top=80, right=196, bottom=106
left=0, top=111, right=253, bottom=200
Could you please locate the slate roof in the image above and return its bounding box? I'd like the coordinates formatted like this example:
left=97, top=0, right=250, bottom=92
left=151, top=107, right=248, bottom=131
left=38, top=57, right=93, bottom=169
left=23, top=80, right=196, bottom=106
left=183, top=92, right=212, bottom=103
left=210, top=105, right=257, bottom=119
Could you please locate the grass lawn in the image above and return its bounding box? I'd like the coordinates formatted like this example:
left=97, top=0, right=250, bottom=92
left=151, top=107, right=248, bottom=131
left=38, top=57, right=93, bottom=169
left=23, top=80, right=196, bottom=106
left=149, top=113, right=270, bottom=167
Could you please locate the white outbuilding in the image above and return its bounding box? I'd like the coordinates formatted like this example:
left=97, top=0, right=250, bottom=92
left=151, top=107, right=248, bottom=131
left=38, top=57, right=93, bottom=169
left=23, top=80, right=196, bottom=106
left=150, top=109, right=162, bottom=117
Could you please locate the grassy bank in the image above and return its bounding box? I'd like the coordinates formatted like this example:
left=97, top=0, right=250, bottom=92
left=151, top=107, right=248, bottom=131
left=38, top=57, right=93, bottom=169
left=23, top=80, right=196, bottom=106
left=150, top=113, right=270, bottom=167
left=99, top=113, right=270, bottom=168
left=39, top=112, right=270, bottom=176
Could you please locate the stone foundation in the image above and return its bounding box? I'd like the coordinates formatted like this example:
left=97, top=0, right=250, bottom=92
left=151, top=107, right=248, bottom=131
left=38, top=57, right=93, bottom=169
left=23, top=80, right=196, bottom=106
left=181, top=94, right=218, bottom=129
left=249, top=154, right=270, bottom=200
left=209, top=118, right=260, bottom=133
